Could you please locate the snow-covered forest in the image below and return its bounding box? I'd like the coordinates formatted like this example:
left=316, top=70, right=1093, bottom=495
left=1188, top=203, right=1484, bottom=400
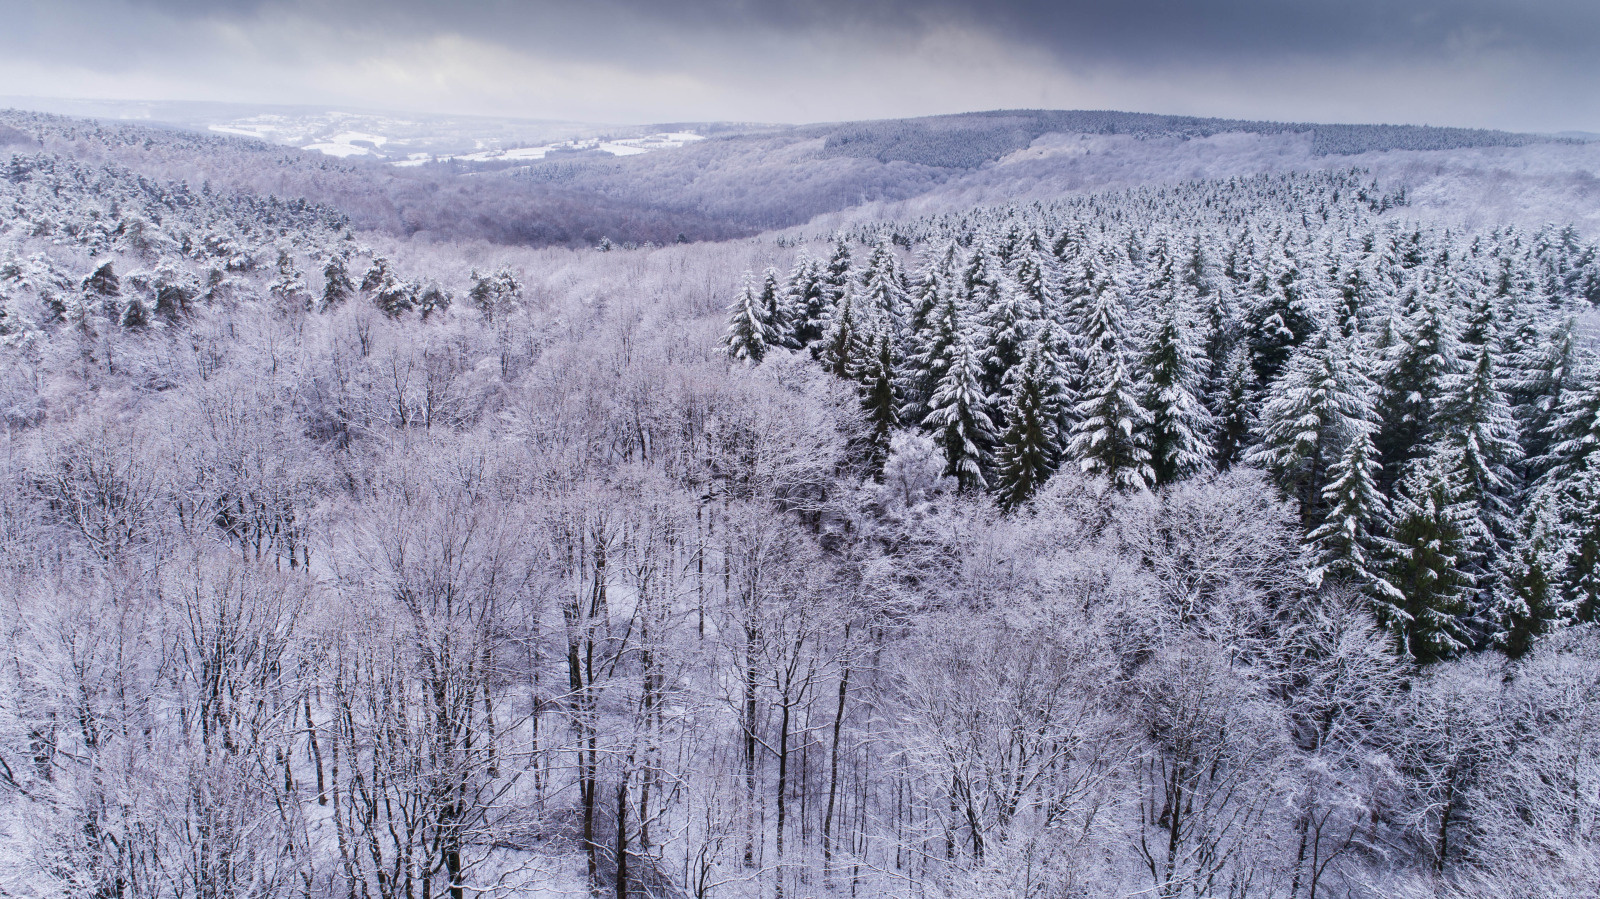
left=2, top=106, right=1600, bottom=899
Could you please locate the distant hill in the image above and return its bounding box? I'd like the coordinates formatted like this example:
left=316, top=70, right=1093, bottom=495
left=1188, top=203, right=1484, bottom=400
left=3, top=103, right=1591, bottom=247
left=806, top=109, right=1560, bottom=169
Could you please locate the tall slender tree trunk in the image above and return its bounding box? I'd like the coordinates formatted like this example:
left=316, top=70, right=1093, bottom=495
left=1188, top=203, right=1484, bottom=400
left=823, top=632, right=851, bottom=884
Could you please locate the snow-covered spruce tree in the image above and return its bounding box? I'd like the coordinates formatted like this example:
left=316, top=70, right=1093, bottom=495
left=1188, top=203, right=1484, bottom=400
left=1250, top=329, right=1374, bottom=528
left=1504, top=309, right=1577, bottom=479
left=1209, top=344, right=1258, bottom=474
left=1051, top=253, right=1098, bottom=416
left=860, top=238, right=909, bottom=333
left=817, top=283, right=865, bottom=380
left=1431, top=338, right=1522, bottom=577
left=1140, top=290, right=1214, bottom=486
left=1068, top=344, right=1153, bottom=492
left=1307, top=427, right=1394, bottom=596
left=1246, top=240, right=1320, bottom=387
left=900, top=274, right=966, bottom=427
left=961, top=234, right=1004, bottom=300
left=993, top=335, right=1066, bottom=511
left=1332, top=251, right=1380, bottom=338
left=1551, top=467, right=1600, bottom=623
left=321, top=254, right=354, bottom=312
left=785, top=248, right=829, bottom=348
left=726, top=270, right=771, bottom=363
left=924, top=332, right=997, bottom=492
left=1380, top=452, right=1483, bottom=663
left=978, top=275, right=1038, bottom=400
left=1078, top=257, right=1134, bottom=357
left=758, top=266, right=797, bottom=349
left=1012, top=233, right=1057, bottom=318
left=822, top=236, right=853, bottom=307
left=1537, top=359, right=1600, bottom=486
left=853, top=321, right=903, bottom=469
left=1496, top=487, right=1569, bottom=658
left=1373, top=275, right=1462, bottom=488
left=908, top=241, right=963, bottom=345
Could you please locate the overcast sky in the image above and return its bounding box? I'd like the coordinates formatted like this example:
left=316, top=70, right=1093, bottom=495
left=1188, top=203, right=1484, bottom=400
left=1, top=0, right=1596, bottom=131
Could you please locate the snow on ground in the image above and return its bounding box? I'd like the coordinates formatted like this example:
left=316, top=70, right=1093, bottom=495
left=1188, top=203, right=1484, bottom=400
left=302, top=142, right=374, bottom=157
left=401, top=131, right=705, bottom=166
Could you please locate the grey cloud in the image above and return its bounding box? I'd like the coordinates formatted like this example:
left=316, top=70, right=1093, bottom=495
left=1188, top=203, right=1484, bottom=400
left=2, top=0, right=1597, bottom=130
left=103, top=0, right=1599, bottom=68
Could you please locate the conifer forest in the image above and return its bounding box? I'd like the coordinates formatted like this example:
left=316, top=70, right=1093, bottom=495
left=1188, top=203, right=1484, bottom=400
left=1, top=100, right=1600, bottom=899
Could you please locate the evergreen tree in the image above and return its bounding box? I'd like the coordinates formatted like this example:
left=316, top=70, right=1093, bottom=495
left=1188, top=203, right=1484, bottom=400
left=1379, top=454, right=1482, bottom=664
left=1250, top=330, right=1375, bottom=528
left=1373, top=281, right=1461, bottom=489
left=908, top=242, right=963, bottom=342
left=1332, top=254, right=1378, bottom=338
left=1210, top=343, right=1257, bottom=471
left=1556, top=468, right=1600, bottom=623
left=822, top=237, right=853, bottom=307
left=1308, top=427, right=1393, bottom=595
left=1068, top=346, right=1153, bottom=492
left=1538, top=360, right=1600, bottom=485
left=924, top=333, right=996, bottom=492
left=900, top=278, right=966, bottom=426
left=859, top=239, right=908, bottom=332
left=726, top=271, right=771, bottom=363
left=818, top=285, right=864, bottom=379
left=977, top=276, right=1037, bottom=399
left=374, top=277, right=417, bottom=318
left=785, top=249, right=828, bottom=348
left=853, top=322, right=902, bottom=468
left=468, top=267, right=521, bottom=321
left=758, top=266, right=796, bottom=349
left=1246, top=241, right=1319, bottom=387
left=1431, top=339, right=1522, bottom=573
left=993, top=336, right=1066, bottom=510
left=269, top=249, right=305, bottom=311
left=84, top=261, right=119, bottom=299
left=1506, top=311, right=1577, bottom=479
left=151, top=263, right=196, bottom=320
left=961, top=236, right=1003, bottom=299
left=417, top=282, right=451, bottom=319
left=1497, top=488, right=1568, bottom=658
left=1140, top=292, right=1214, bottom=486
left=1079, top=261, right=1132, bottom=357
left=360, top=257, right=393, bottom=295
left=321, top=255, right=353, bottom=312
left=120, top=295, right=149, bottom=329
left=1052, top=253, right=1099, bottom=413
left=1458, top=289, right=1496, bottom=350
left=1012, top=236, right=1057, bottom=315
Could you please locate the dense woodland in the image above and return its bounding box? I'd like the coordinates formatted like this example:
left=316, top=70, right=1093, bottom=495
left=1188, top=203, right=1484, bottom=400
left=1, top=113, right=1599, bottom=899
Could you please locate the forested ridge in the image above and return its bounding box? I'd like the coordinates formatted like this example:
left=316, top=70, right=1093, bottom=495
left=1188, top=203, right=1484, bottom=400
left=1, top=113, right=1599, bottom=899
left=809, top=109, right=1557, bottom=168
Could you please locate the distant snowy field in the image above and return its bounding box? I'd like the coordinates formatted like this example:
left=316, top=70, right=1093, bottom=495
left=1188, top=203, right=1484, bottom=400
left=200, top=109, right=695, bottom=161
left=390, top=131, right=706, bottom=166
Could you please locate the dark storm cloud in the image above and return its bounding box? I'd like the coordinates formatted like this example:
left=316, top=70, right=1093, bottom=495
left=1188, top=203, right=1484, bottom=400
left=98, top=0, right=1599, bottom=68
left=2, top=0, right=1597, bottom=130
